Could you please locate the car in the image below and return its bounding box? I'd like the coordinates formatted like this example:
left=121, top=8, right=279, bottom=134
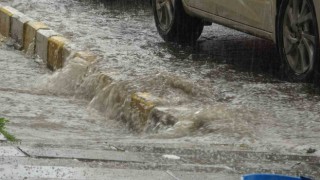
left=151, top=0, right=320, bottom=82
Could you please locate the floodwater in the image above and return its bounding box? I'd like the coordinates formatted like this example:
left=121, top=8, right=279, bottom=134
left=4, top=0, right=320, bottom=155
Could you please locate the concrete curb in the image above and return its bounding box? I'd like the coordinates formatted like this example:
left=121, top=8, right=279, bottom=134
left=131, top=92, right=158, bottom=124
left=0, top=4, right=174, bottom=134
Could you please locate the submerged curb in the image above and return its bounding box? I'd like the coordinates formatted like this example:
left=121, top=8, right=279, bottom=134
left=0, top=4, right=173, bottom=133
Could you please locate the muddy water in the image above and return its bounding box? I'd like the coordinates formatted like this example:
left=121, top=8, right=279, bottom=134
left=5, top=0, right=320, bottom=154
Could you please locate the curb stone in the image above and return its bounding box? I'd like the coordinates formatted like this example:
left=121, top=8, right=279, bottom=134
left=36, top=29, right=59, bottom=63
left=74, top=51, right=97, bottom=63
left=131, top=92, right=158, bottom=123
left=47, top=35, right=69, bottom=70
left=24, top=21, right=48, bottom=54
left=0, top=6, right=15, bottom=37
left=11, top=13, right=32, bottom=50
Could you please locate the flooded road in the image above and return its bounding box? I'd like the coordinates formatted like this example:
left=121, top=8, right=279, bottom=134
left=3, top=0, right=320, bottom=155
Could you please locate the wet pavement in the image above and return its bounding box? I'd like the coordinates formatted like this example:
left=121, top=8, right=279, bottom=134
left=0, top=0, right=319, bottom=178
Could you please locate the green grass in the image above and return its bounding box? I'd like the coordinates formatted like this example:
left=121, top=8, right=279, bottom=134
left=0, top=118, right=17, bottom=142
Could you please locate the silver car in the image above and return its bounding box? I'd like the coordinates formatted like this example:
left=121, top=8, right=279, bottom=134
left=152, top=0, right=320, bottom=81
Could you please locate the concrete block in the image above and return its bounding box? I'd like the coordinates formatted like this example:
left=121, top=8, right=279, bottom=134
left=74, top=51, right=97, bottom=63
left=36, top=29, right=59, bottom=63
left=24, top=21, right=48, bottom=54
left=11, top=12, right=32, bottom=50
left=1, top=6, right=20, bottom=15
left=131, top=92, right=162, bottom=123
left=62, top=42, right=76, bottom=63
left=0, top=6, right=16, bottom=37
left=47, top=36, right=69, bottom=70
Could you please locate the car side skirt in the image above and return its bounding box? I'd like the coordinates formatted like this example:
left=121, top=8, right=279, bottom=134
left=182, top=1, right=274, bottom=42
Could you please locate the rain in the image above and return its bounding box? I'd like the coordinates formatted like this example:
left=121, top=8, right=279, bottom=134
left=0, top=0, right=319, bottom=179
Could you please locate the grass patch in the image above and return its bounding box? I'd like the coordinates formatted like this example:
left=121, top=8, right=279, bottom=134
left=0, top=118, right=17, bottom=142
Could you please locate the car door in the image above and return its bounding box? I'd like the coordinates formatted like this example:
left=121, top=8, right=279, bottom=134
left=215, top=0, right=273, bottom=31
left=187, top=0, right=217, bottom=15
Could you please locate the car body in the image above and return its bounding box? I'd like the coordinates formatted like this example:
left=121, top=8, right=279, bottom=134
left=152, top=0, right=320, bottom=82
left=182, top=0, right=320, bottom=43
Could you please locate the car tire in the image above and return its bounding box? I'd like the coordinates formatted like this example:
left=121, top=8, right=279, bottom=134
left=277, top=0, right=320, bottom=82
left=152, top=0, right=204, bottom=45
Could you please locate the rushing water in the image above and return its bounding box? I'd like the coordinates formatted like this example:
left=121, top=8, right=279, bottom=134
left=4, top=0, right=320, bottom=154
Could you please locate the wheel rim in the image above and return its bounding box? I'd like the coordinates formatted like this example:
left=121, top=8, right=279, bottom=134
left=156, top=0, right=174, bottom=31
left=283, top=0, right=317, bottom=75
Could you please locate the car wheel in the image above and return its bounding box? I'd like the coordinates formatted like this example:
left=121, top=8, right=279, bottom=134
left=277, top=0, right=319, bottom=82
left=152, top=0, right=204, bottom=44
